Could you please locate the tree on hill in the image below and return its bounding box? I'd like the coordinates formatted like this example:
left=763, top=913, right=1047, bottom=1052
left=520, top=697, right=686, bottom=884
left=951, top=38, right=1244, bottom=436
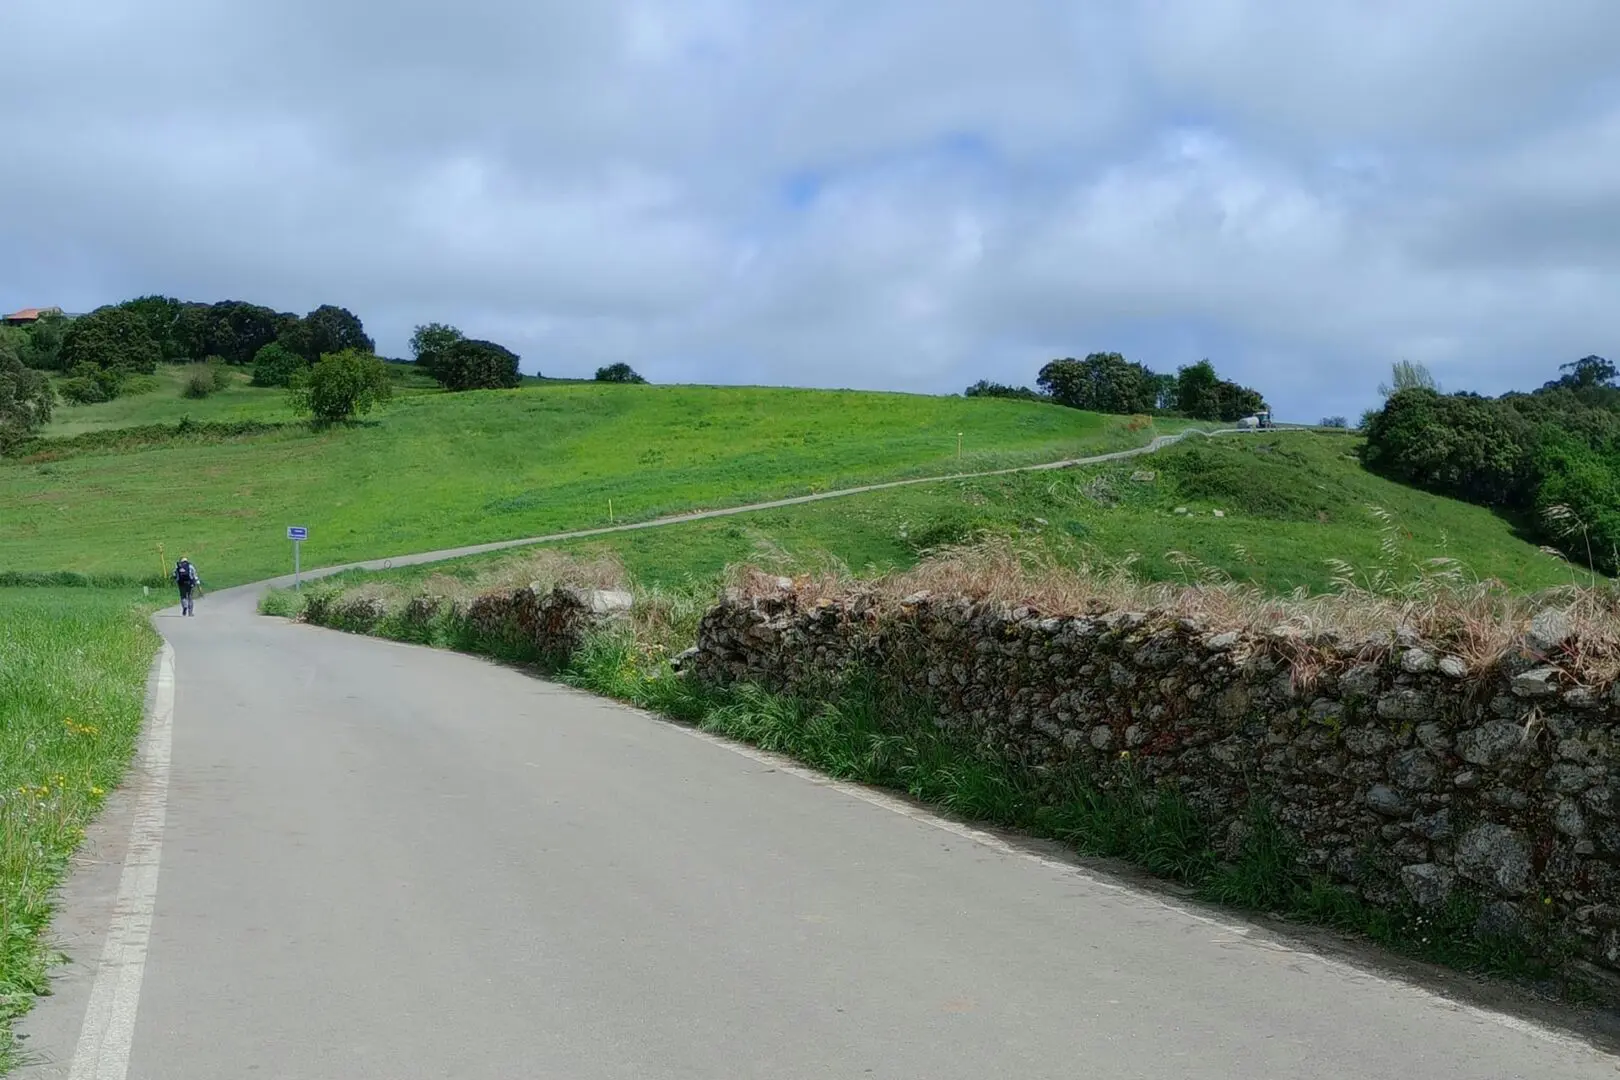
left=0, top=327, right=26, bottom=370
left=1173, top=359, right=1268, bottom=421
left=0, top=350, right=53, bottom=451
left=208, top=301, right=286, bottom=365
left=1213, top=378, right=1267, bottom=422
left=433, top=339, right=522, bottom=391
left=165, top=300, right=287, bottom=365
left=1172, top=360, right=1219, bottom=418
left=964, top=379, right=1043, bottom=402
left=251, top=342, right=307, bottom=387
left=298, top=304, right=374, bottom=361
left=409, top=322, right=464, bottom=382
left=59, top=305, right=162, bottom=376
left=1378, top=359, right=1437, bottom=398
left=1359, top=355, right=1620, bottom=572
left=17, top=309, right=67, bottom=370
left=1037, top=353, right=1158, bottom=414
left=595, top=362, right=646, bottom=384
left=287, top=349, right=392, bottom=424
left=118, top=295, right=187, bottom=361
left=1320, top=415, right=1349, bottom=428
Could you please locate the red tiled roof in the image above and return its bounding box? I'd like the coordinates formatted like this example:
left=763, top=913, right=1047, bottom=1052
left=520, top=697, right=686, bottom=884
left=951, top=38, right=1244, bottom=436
left=3, top=307, right=60, bottom=321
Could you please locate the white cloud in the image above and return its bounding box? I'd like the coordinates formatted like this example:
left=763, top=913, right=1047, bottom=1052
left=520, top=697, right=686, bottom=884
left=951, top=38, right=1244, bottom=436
left=1, top=0, right=1618, bottom=422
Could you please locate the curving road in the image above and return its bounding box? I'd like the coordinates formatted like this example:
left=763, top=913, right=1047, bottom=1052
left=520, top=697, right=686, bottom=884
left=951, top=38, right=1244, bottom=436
left=16, top=432, right=1620, bottom=1078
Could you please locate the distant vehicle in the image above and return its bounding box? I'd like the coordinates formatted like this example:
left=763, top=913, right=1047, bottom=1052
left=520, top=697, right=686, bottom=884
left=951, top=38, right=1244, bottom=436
left=1237, top=411, right=1274, bottom=431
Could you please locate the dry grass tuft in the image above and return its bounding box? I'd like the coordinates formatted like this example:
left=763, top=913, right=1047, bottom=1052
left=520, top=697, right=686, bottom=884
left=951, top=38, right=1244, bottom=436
left=478, top=548, right=629, bottom=594
left=730, top=534, right=1620, bottom=682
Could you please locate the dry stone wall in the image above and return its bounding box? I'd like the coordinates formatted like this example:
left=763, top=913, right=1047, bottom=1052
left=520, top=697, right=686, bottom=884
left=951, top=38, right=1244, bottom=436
left=304, top=582, right=632, bottom=662
left=686, top=586, right=1620, bottom=981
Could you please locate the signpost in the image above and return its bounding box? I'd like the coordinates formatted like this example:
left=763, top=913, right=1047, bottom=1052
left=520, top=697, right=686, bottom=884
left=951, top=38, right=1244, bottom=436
left=287, top=526, right=308, bottom=589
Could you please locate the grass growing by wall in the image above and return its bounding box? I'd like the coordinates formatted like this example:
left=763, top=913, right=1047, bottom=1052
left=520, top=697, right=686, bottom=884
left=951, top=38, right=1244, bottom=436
left=0, top=589, right=160, bottom=1070
left=560, top=644, right=1569, bottom=988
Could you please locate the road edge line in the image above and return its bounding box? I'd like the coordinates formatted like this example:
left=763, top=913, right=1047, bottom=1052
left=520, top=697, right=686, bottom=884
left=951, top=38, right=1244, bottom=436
left=65, top=642, right=174, bottom=1080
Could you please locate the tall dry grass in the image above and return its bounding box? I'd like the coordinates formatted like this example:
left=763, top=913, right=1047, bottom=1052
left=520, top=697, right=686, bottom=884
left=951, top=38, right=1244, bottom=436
left=733, top=520, right=1620, bottom=681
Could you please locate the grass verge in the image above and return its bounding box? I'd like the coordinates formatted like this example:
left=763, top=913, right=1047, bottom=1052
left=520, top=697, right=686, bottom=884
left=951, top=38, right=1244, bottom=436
left=0, top=589, right=160, bottom=1071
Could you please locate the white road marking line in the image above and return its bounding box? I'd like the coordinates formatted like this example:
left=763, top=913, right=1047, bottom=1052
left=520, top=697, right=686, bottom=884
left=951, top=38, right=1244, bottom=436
left=67, top=644, right=174, bottom=1080
left=660, top=715, right=1610, bottom=1061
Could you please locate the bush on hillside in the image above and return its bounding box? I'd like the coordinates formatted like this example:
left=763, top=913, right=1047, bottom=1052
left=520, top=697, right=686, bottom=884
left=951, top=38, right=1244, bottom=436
left=57, top=363, right=125, bottom=405
left=409, top=321, right=463, bottom=381
left=1173, top=360, right=1268, bottom=421
left=1030, top=354, right=1267, bottom=420
left=56, top=376, right=105, bottom=405
left=287, top=349, right=393, bottom=424
left=58, top=305, right=162, bottom=377
left=595, top=363, right=646, bottom=384
left=0, top=326, right=26, bottom=370
left=182, top=362, right=232, bottom=399
left=1361, top=388, right=1535, bottom=507
left=433, top=339, right=522, bottom=391
left=1038, top=354, right=1159, bottom=414
left=1361, top=358, right=1620, bottom=573
left=19, top=312, right=68, bottom=370
left=251, top=342, right=307, bottom=387
left=295, top=304, right=375, bottom=362
left=1157, top=442, right=1328, bottom=520
left=0, top=352, right=53, bottom=451
left=118, top=295, right=188, bottom=361
left=964, top=379, right=1045, bottom=402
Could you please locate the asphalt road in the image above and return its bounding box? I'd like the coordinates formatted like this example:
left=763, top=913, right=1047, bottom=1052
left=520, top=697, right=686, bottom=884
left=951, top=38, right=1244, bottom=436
left=13, top=581, right=1617, bottom=1079
left=16, top=427, right=1620, bottom=1078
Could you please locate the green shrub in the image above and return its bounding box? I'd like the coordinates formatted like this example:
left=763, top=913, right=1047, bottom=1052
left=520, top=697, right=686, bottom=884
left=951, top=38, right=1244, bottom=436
left=251, top=342, right=306, bottom=387
left=1158, top=442, right=1327, bottom=519
left=58, top=305, right=161, bottom=375
left=903, top=507, right=1000, bottom=553
left=0, top=353, right=54, bottom=451
left=595, top=362, right=647, bottom=384
left=182, top=365, right=221, bottom=399
left=287, top=349, right=393, bottom=424
left=433, top=339, right=522, bottom=391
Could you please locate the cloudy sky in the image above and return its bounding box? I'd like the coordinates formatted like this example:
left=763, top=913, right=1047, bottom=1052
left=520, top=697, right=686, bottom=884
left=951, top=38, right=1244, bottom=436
left=3, top=1, right=1617, bottom=422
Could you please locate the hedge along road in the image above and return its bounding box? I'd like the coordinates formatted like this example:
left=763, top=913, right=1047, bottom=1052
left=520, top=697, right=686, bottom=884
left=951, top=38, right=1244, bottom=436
left=16, top=430, right=1620, bottom=1078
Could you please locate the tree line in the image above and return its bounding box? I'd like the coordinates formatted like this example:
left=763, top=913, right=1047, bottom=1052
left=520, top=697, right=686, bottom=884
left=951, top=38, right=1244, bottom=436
left=1360, top=354, right=1620, bottom=573
left=965, top=353, right=1268, bottom=422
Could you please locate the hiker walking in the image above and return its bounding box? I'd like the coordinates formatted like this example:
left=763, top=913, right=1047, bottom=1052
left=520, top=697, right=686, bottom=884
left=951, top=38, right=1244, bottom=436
left=174, top=556, right=201, bottom=616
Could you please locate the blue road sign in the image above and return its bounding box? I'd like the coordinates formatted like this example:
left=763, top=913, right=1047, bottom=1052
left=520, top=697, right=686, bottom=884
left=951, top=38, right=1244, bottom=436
left=287, top=526, right=308, bottom=541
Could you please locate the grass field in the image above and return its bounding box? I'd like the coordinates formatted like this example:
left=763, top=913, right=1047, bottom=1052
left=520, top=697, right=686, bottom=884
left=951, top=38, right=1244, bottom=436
left=5, top=384, right=1181, bottom=587
left=310, top=431, right=1577, bottom=596
left=0, top=589, right=159, bottom=1070
left=43, top=362, right=441, bottom=437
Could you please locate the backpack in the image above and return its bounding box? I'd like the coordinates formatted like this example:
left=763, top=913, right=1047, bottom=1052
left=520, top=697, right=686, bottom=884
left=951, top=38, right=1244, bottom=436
left=176, top=561, right=195, bottom=586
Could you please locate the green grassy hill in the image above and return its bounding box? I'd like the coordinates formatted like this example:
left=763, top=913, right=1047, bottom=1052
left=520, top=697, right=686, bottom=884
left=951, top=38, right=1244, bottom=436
left=43, top=362, right=437, bottom=435
left=7, top=370, right=1577, bottom=594
left=335, top=429, right=1577, bottom=596
left=5, top=381, right=1174, bottom=586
